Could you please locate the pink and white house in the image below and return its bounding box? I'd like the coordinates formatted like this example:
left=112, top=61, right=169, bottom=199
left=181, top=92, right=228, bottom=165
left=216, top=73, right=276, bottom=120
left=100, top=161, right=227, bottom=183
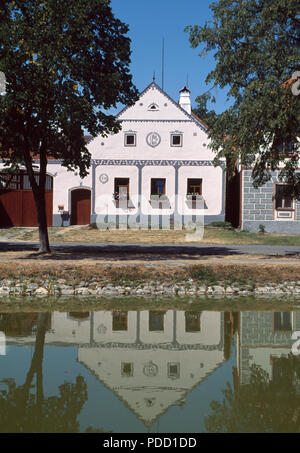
left=51, top=81, right=225, bottom=227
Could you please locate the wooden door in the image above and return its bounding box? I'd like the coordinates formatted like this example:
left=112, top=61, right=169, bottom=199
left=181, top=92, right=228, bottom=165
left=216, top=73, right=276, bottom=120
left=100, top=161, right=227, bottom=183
left=0, top=191, right=22, bottom=226
left=0, top=190, right=53, bottom=227
left=0, top=171, right=53, bottom=227
left=71, top=189, right=91, bottom=225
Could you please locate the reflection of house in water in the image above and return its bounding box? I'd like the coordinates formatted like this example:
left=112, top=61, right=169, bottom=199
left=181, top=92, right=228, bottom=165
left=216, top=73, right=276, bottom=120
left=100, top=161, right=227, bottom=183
left=76, top=310, right=227, bottom=428
left=0, top=310, right=230, bottom=428
left=237, top=311, right=300, bottom=388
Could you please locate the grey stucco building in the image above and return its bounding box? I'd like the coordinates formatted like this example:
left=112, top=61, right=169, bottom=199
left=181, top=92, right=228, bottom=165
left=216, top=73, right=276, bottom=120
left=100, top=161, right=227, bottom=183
left=238, top=311, right=300, bottom=386
left=240, top=169, right=300, bottom=234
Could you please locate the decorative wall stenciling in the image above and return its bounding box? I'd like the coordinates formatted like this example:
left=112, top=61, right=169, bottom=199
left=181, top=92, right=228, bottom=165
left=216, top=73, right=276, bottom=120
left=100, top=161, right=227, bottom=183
left=93, top=159, right=216, bottom=168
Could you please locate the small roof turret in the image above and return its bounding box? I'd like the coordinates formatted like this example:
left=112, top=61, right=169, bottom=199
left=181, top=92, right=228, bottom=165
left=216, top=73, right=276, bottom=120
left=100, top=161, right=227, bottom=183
left=179, top=85, right=191, bottom=114
left=179, top=85, right=191, bottom=93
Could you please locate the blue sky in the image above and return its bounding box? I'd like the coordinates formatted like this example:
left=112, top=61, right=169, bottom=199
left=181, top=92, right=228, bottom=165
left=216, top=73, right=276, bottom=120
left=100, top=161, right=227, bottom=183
left=109, top=0, right=231, bottom=116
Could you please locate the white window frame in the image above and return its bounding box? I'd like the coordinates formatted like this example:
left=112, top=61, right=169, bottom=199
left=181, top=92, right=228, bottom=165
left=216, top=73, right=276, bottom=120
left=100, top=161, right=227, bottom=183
left=170, top=133, right=183, bottom=147
left=121, top=362, right=133, bottom=377
left=168, top=362, right=180, bottom=379
left=274, top=183, right=295, bottom=221
left=124, top=133, right=136, bottom=147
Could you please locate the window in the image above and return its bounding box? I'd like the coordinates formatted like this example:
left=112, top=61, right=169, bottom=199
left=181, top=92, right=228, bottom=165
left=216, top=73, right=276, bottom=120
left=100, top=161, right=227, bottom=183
left=121, top=363, right=133, bottom=377
left=124, top=133, right=136, bottom=146
left=112, top=311, right=128, bottom=331
left=151, top=178, right=166, bottom=196
left=114, top=178, right=129, bottom=201
left=171, top=133, right=182, bottom=147
left=185, top=312, right=201, bottom=332
left=275, top=185, right=293, bottom=210
left=168, top=363, right=180, bottom=379
left=273, top=312, right=292, bottom=332
left=149, top=311, right=165, bottom=331
left=275, top=184, right=295, bottom=219
left=271, top=357, right=293, bottom=386
left=276, top=141, right=298, bottom=157
left=187, top=179, right=202, bottom=196
left=68, top=312, right=90, bottom=321
left=148, top=103, right=159, bottom=111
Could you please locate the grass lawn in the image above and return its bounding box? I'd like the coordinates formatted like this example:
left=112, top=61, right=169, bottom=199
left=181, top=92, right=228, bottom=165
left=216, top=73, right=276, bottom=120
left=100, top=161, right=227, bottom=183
left=1, top=223, right=300, bottom=245
left=0, top=256, right=299, bottom=285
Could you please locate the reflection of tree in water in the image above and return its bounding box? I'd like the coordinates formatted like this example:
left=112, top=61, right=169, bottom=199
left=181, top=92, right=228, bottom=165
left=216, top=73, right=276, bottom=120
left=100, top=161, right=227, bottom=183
left=0, top=375, right=87, bottom=433
left=0, top=313, right=49, bottom=337
left=223, top=312, right=239, bottom=361
left=0, top=313, right=88, bottom=433
left=205, top=356, right=300, bottom=433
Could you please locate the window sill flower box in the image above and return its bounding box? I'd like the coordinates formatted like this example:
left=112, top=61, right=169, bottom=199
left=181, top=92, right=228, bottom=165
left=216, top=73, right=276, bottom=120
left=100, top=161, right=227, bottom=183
left=186, top=193, right=202, bottom=201
left=150, top=194, right=170, bottom=208
left=112, top=193, right=135, bottom=209
left=186, top=193, right=204, bottom=208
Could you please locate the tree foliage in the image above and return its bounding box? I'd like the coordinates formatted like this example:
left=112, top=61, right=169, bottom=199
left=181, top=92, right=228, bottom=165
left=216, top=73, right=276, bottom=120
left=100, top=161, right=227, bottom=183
left=0, top=375, right=88, bottom=433
left=205, top=358, right=300, bottom=433
left=0, top=312, right=88, bottom=432
left=192, top=91, right=218, bottom=127
left=186, top=0, right=300, bottom=194
left=0, top=0, right=138, bottom=251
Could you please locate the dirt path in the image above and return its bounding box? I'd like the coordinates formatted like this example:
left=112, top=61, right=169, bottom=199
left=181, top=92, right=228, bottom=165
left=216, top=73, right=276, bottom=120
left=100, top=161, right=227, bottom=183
left=0, top=249, right=300, bottom=267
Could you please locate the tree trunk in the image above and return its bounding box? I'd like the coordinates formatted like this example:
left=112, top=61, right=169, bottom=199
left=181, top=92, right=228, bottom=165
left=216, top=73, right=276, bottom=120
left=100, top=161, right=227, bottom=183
left=22, top=312, right=50, bottom=403
left=36, top=191, right=51, bottom=253
left=24, top=146, right=51, bottom=253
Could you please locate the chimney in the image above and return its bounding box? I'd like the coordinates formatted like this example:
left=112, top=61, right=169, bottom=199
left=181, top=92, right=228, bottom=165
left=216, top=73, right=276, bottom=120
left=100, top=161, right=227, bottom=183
left=179, top=86, right=191, bottom=114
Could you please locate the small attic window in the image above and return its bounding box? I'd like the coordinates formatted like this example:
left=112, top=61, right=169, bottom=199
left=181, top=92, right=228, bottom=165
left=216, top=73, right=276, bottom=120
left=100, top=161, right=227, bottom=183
left=148, top=103, right=159, bottom=111
left=171, top=133, right=183, bottom=147
left=124, top=133, right=136, bottom=146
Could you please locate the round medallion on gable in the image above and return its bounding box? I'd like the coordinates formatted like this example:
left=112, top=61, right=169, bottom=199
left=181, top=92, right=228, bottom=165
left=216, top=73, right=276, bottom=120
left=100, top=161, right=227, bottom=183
left=99, top=173, right=109, bottom=184
left=143, top=361, right=158, bottom=377
left=97, top=324, right=107, bottom=334
left=146, top=132, right=161, bottom=148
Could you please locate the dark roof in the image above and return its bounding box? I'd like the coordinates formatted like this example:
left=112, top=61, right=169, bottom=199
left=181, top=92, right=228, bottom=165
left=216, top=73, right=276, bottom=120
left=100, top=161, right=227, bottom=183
left=190, top=111, right=209, bottom=130
left=179, top=85, right=191, bottom=93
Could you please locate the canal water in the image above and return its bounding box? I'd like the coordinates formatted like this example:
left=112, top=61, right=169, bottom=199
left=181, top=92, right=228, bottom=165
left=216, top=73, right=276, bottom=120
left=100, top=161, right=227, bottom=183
left=0, top=307, right=299, bottom=433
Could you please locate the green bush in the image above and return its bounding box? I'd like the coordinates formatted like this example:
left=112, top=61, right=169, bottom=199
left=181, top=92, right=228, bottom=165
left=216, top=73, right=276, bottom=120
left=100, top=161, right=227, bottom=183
left=88, top=223, right=98, bottom=229
left=188, top=267, right=216, bottom=283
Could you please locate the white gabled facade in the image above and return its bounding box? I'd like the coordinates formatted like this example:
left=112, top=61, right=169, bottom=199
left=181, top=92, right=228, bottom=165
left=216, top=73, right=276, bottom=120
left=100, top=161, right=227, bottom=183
left=86, top=81, right=225, bottom=228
